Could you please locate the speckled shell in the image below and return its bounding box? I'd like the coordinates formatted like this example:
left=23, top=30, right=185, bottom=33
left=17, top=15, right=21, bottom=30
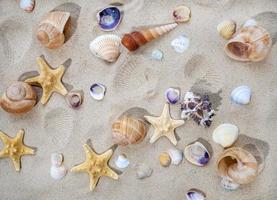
left=225, top=26, right=272, bottom=62
left=37, top=11, right=70, bottom=49
left=217, top=147, right=258, bottom=184
left=112, top=116, right=147, bottom=146
left=217, top=20, right=236, bottom=40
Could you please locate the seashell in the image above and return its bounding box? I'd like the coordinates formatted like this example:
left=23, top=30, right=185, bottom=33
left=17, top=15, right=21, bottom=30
left=89, top=83, right=106, bottom=101
left=37, top=11, right=70, bottom=49
left=217, top=147, right=258, bottom=184
left=151, top=49, right=163, bottom=60
left=90, top=34, right=121, bottom=62
left=112, top=116, right=147, bottom=146
left=231, top=85, right=251, bottom=105
left=51, top=153, right=63, bottom=167
left=135, top=163, right=153, bottom=179
left=172, top=5, right=191, bottom=23
left=167, top=148, right=183, bottom=165
left=115, top=154, right=130, bottom=169
left=0, top=82, right=36, bottom=114
left=184, top=141, right=210, bottom=166
left=217, top=20, right=236, bottom=40
left=220, top=176, right=240, bottom=190
left=50, top=165, right=67, bottom=180
left=243, top=19, right=258, bottom=27
left=110, top=0, right=124, bottom=6
left=212, top=123, right=239, bottom=148
left=171, top=35, right=190, bottom=53
left=225, top=26, right=272, bottom=62
left=165, top=87, right=180, bottom=104
left=18, top=0, right=35, bottom=13
left=121, top=23, right=178, bottom=52
left=186, top=188, right=206, bottom=200
left=97, top=7, right=122, bottom=31
left=159, top=152, right=171, bottom=167
left=66, top=90, right=83, bottom=109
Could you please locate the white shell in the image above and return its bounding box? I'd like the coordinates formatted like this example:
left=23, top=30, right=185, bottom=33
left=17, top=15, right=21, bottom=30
left=167, top=149, right=183, bottom=165
left=186, top=189, right=206, bottom=200
left=184, top=141, right=210, bottom=167
left=89, top=83, right=106, bottom=101
left=221, top=176, right=240, bottom=190
left=151, top=49, right=163, bottom=60
left=19, top=0, right=35, bottom=13
left=50, top=165, right=67, bottom=180
left=115, top=154, right=130, bottom=169
left=212, top=123, right=239, bottom=148
left=171, top=35, right=190, bottom=53
left=231, top=85, right=252, bottom=105
left=243, top=19, right=258, bottom=27
left=89, top=34, right=121, bottom=63
left=135, top=163, right=153, bottom=179
left=51, top=153, right=63, bottom=167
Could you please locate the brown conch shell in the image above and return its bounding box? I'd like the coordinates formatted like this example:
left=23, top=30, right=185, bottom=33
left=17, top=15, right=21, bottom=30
left=121, top=23, right=178, bottom=51
left=217, top=147, right=258, bottom=185
left=224, top=26, right=272, bottom=62
left=0, top=82, right=36, bottom=114
left=37, top=11, right=70, bottom=49
left=112, top=116, right=147, bottom=146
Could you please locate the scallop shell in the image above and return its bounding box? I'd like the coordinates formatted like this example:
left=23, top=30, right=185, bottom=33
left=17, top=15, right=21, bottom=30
left=37, top=11, right=70, bottom=49
left=171, top=35, right=190, bottom=53
left=89, top=34, right=121, bottom=63
left=173, top=5, right=191, bottom=23
left=212, top=123, right=239, bottom=148
left=231, top=85, right=251, bottom=105
left=97, top=6, right=122, bottom=31
left=186, top=189, right=206, bottom=200
left=135, top=163, right=153, bottom=179
left=167, top=148, right=183, bottom=165
left=115, top=154, right=130, bottom=169
left=112, top=116, right=147, bottom=146
left=217, top=20, right=236, bottom=40
left=50, top=165, right=67, bottom=180
left=165, top=87, right=180, bottom=104
left=18, top=0, right=35, bottom=13
left=225, top=26, right=272, bottom=62
left=220, top=176, right=240, bottom=190
left=217, top=147, right=258, bottom=184
left=159, top=152, right=171, bottom=167
left=184, top=141, right=210, bottom=166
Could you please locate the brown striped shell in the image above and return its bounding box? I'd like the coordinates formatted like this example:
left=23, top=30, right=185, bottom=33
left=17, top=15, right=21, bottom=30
left=112, top=116, right=147, bottom=146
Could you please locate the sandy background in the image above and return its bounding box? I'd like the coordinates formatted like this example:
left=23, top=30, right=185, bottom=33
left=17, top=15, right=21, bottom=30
left=0, top=0, right=277, bottom=199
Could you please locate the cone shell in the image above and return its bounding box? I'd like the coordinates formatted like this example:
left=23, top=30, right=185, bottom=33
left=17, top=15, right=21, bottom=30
left=217, top=20, right=236, bottom=40
left=36, top=11, right=70, bottom=49
left=217, top=147, right=258, bottom=184
left=112, top=116, right=147, bottom=146
left=225, top=26, right=272, bottom=62
left=121, top=23, right=178, bottom=51
left=90, top=34, right=121, bottom=63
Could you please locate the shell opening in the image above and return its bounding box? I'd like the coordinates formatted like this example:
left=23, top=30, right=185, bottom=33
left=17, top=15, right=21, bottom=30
left=226, top=42, right=250, bottom=59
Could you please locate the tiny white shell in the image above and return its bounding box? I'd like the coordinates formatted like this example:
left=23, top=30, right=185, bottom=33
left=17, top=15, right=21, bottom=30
left=19, top=0, right=35, bottom=13
left=135, top=163, right=153, bottom=179
left=221, top=176, right=240, bottom=190
left=115, top=154, right=130, bottom=169
left=151, top=49, right=163, bottom=60
left=171, top=35, right=190, bottom=53
left=231, top=85, right=251, bottom=105
left=167, top=149, right=183, bottom=165
left=186, top=189, right=206, bottom=200
left=212, top=123, right=239, bottom=148
left=51, top=153, right=63, bottom=167
left=50, top=165, right=67, bottom=180
left=243, top=19, right=258, bottom=27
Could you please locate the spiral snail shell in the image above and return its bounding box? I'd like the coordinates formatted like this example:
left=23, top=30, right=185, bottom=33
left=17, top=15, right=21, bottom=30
left=0, top=82, right=36, bottom=114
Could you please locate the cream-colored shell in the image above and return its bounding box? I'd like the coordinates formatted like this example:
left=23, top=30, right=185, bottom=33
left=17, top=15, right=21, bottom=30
left=90, top=34, right=121, bottom=63
left=217, top=20, right=236, bottom=40
left=159, top=152, right=171, bottom=167
left=37, top=11, right=70, bottom=49
left=225, top=25, right=272, bottom=62
left=212, top=123, right=239, bottom=147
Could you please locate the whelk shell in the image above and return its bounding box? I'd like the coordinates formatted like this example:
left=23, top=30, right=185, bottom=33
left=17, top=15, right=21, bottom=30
left=97, top=6, right=122, bottom=31
left=217, top=20, right=236, bottom=40
left=186, top=189, right=206, bottom=200
left=135, top=163, right=153, bottom=179
left=212, top=123, right=239, bottom=148
left=89, top=83, right=106, bottom=101
left=171, top=35, right=190, bottom=53
left=165, top=87, right=180, bottom=104
left=18, top=0, right=35, bottom=13
left=231, top=85, right=251, bottom=105
left=172, top=5, right=191, bottom=23
left=184, top=141, right=210, bottom=167
left=159, top=152, right=171, bottom=167
left=90, top=34, right=121, bottom=62
left=167, top=148, right=183, bottom=165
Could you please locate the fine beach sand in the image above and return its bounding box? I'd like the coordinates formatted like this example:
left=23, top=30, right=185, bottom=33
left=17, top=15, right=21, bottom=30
left=0, top=0, right=277, bottom=199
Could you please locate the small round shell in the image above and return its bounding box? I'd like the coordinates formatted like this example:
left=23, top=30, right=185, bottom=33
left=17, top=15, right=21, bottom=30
left=184, top=141, right=210, bottom=166
left=167, top=148, right=183, bottom=165
left=231, top=85, right=251, bottom=105
left=217, top=20, right=236, bottom=40
left=173, top=5, right=191, bottom=23
left=151, top=49, right=163, bottom=60
left=51, top=153, right=63, bottom=167
left=159, top=152, right=171, bottom=167
left=50, top=165, right=67, bottom=180
left=212, top=123, right=239, bottom=148
left=171, top=35, right=190, bottom=53
left=165, top=87, right=180, bottom=104
left=89, top=83, right=106, bottom=101
left=66, top=90, right=83, bottom=109
left=18, top=0, right=35, bottom=13
left=115, top=154, right=130, bottom=169
left=135, top=163, right=153, bottom=179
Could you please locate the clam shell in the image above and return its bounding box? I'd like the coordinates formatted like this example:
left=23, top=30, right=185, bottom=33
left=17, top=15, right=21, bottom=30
left=89, top=83, right=106, bottom=101
left=50, top=165, right=67, bottom=180
left=231, top=85, right=251, bottom=105
left=212, top=123, right=239, bottom=148
left=115, top=154, right=130, bottom=169
left=151, top=49, right=163, bottom=60
left=165, top=87, right=180, bottom=104
left=171, top=35, right=190, bottom=53
left=220, top=176, right=240, bottom=190
left=89, top=34, right=121, bottom=63
left=186, top=189, right=206, bottom=200
left=97, top=6, right=122, bottom=31
left=172, top=5, right=191, bottom=23
left=184, top=141, right=210, bottom=166
left=135, top=163, right=153, bottom=179
left=217, top=20, right=236, bottom=40
left=167, top=148, right=183, bottom=165
left=19, top=0, right=35, bottom=13
left=159, top=152, right=171, bottom=167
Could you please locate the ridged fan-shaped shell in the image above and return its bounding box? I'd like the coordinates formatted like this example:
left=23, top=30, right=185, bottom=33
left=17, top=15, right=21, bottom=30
left=217, top=20, right=236, bottom=40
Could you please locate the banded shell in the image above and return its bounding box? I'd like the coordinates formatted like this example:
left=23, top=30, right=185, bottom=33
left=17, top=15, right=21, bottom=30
left=112, top=116, right=147, bottom=146
left=89, top=34, right=121, bottom=63
left=217, top=20, right=236, bottom=40
left=231, top=85, right=251, bottom=105
left=186, top=189, right=206, bottom=200
left=18, top=0, right=35, bottom=13
left=97, top=6, right=122, bottom=31
left=217, top=147, right=258, bottom=184
left=159, top=152, right=171, bottom=167
left=115, top=154, right=130, bottom=169
left=165, top=87, right=180, bottom=104
left=135, top=163, right=153, bottom=179
left=184, top=141, right=210, bottom=166
left=212, top=123, right=239, bottom=148
left=167, top=148, right=183, bottom=165
left=172, top=5, right=191, bottom=23
left=37, top=11, right=70, bottom=49
left=171, top=35, right=190, bottom=53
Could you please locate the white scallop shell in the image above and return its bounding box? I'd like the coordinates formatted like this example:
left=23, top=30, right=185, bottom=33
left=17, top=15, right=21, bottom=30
left=19, top=0, right=35, bottom=13
left=243, top=19, right=258, bottom=27
left=171, top=35, right=190, bottom=53
left=167, top=149, right=183, bottom=165
left=89, top=34, right=121, bottom=63
left=212, top=123, right=239, bottom=148
left=51, top=153, right=63, bottom=167
left=221, top=176, right=240, bottom=190
left=50, top=165, right=67, bottom=180
left=115, top=154, right=130, bottom=169
left=231, top=85, right=252, bottom=105
left=134, top=163, right=153, bottom=179
left=151, top=49, right=163, bottom=60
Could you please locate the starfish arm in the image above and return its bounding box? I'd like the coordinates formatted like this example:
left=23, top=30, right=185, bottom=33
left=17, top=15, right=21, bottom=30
left=40, top=89, right=55, bottom=105
left=162, top=103, right=170, bottom=120
left=24, top=76, right=41, bottom=85
left=0, top=150, right=7, bottom=158
left=37, top=57, right=50, bottom=74
left=22, top=145, right=35, bottom=155
left=165, top=131, right=178, bottom=146
left=83, top=144, right=97, bottom=159
left=0, top=131, right=10, bottom=143
left=171, top=119, right=185, bottom=129
left=54, top=82, right=68, bottom=96
left=71, top=161, right=89, bottom=173
left=149, top=130, right=163, bottom=144
left=144, top=115, right=159, bottom=126
left=100, top=149, right=113, bottom=161
left=54, top=65, right=66, bottom=77
left=89, top=174, right=100, bottom=191
left=15, top=129, right=24, bottom=143
left=11, top=155, right=21, bottom=171
left=103, top=167, right=119, bottom=180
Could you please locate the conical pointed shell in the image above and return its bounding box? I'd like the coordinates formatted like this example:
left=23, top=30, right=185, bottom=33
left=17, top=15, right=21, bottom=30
left=217, top=147, right=258, bottom=184
left=112, top=116, right=147, bottom=146
left=90, top=34, right=121, bottom=62
left=121, top=23, right=178, bottom=51
left=37, top=11, right=70, bottom=49
left=224, top=26, right=272, bottom=62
